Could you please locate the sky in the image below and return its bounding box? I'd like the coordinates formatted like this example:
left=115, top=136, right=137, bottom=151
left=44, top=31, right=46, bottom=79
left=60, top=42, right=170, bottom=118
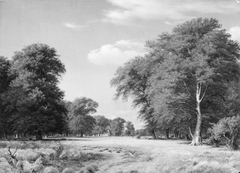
left=0, top=0, right=240, bottom=129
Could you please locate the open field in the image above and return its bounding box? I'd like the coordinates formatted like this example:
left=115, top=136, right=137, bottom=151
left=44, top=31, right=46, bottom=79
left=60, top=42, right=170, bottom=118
left=1, top=137, right=240, bottom=173
left=62, top=137, right=240, bottom=173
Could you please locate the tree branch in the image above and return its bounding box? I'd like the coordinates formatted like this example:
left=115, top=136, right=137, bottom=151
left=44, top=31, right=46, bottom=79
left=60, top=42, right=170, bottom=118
left=178, top=101, right=197, bottom=113
left=182, top=81, right=195, bottom=101
left=200, top=84, right=208, bottom=102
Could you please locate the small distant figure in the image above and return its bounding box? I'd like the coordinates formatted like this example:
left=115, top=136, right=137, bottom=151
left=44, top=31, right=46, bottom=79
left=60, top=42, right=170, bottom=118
left=237, top=0, right=240, bottom=3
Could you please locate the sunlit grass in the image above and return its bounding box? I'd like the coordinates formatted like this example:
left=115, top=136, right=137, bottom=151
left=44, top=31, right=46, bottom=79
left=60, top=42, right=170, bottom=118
left=0, top=137, right=240, bottom=172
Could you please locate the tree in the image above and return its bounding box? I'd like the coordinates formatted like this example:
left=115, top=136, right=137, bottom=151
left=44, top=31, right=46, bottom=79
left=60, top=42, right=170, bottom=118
left=92, top=115, right=110, bottom=136
left=9, top=43, right=66, bottom=140
left=109, top=117, right=125, bottom=136
left=150, top=18, right=240, bottom=145
left=124, top=121, right=135, bottom=136
left=68, top=97, right=98, bottom=137
left=208, top=115, right=240, bottom=150
left=0, top=56, right=13, bottom=138
left=111, top=56, right=158, bottom=137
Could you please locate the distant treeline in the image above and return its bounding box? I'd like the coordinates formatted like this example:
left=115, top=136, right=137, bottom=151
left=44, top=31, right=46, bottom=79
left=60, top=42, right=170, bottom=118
left=0, top=44, right=135, bottom=140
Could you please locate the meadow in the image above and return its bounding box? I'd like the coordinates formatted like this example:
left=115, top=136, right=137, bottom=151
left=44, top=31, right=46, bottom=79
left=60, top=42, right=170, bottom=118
left=0, top=137, right=240, bottom=173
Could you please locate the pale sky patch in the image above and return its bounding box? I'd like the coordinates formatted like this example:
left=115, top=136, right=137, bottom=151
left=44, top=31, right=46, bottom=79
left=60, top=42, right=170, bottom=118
left=1, top=0, right=240, bottom=130
left=63, top=22, right=88, bottom=30
left=228, top=26, right=240, bottom=43
left=87, top=40, right=146, bottom=65
left=116, top=110, right=132, bottom=115
left=105, top=0, right=240, bottom=25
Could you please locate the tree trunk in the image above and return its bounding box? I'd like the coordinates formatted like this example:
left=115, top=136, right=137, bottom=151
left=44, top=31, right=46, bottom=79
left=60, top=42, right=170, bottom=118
left=191, top=83, right=203, bottom=145
left=228, top=135, right=239, bottom=150
left=152, top=129, right=157, bottom=139
left=185, top=134, right=191, bottom=140
left=165, top=129, right=169, bottom=139
left=174, top=130, right=179, bottom=138
left=36, top=130, right=42, bottom=140
left=80, top=131, right=83, bottom=137
left=4, top=131, right=7, bottom=139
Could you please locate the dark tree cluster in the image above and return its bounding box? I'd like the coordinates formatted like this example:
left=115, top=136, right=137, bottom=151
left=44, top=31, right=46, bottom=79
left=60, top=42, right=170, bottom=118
left=111, top=18, right=240, bottom=148
left=0, top=43, right=67, bottom=140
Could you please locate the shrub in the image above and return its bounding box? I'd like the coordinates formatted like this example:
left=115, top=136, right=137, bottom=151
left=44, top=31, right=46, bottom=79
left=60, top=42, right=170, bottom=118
left=78, top=164, right=98, bottom=173
left=208, top=115, right=240, bottom=150
left=187, top=161, right=236, bottom=173
left=43, top=166, right=60, bottom=173
left=25, top=149, right=39, bottom=162
left=0, top=142, right=8, bottom=148
left=62, top=168, right=76, bottom=173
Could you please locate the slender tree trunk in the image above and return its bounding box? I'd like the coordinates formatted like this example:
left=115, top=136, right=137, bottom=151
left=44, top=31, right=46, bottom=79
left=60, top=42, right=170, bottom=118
left=5, top=131, right=7, bottom=139
left=185, top=134, right=191, bottom=140
left=191, top=83, right=203, bottom=145
left=36, top=130, right=42, bottom=140
left=165, top=129, right=169, bottom=139
left=152, top=129, right=157, bottom=139
left=174, top=130, right=179, bottom=138
left=80, top=131, right=83, bottom=137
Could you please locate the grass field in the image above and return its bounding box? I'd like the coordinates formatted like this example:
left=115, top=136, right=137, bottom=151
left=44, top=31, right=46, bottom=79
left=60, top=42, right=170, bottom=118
left=1, top=137, right=240, bottom=173
left=61, top=137, right=240, bottom=173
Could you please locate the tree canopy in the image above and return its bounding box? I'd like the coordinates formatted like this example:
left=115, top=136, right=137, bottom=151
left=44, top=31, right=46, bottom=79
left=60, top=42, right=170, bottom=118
left=111, top=18, right=240, bottom=145
left=67, top=97, right=98, bottom=137
left=5, top=43, right=67, bottom=139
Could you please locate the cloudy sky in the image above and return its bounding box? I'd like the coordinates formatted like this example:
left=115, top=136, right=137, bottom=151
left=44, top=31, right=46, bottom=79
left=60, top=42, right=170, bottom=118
left=0, top=0, right=240, bottom=129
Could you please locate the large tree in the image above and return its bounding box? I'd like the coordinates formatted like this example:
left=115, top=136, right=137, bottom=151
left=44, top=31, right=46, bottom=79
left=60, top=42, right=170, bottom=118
left=0, top=56, right=13, bottom=138
left=68, top=97, right=98, bottom=137
left=124, top=121, right=135, bottom=136
left=9, top=43, right=66, bottom=140
left=151, top=18, right=240, bottom=145
left=92, top=115, right=110, bottom=136
left=109, top=117, right=126, bottom=136
left=111, top=56, right=159, bottom=137
left=111, top=18, right=240, bottom=145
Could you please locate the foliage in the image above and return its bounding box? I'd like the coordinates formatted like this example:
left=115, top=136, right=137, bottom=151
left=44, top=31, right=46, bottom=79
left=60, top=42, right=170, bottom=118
left=109, top=117, right=126, bottom=136
left=135, top=129, right=150, bottom=137
left=124, top=121, right=135, bottom=136
left=43, top=166, right=59, bottom=173
left=111, top=17, right=240, bottom=145
left=208, top=115, right=240, bottom=150
left=92, top=115, right=110, bottom=136
left=0, top=56, right=13, bottom=138
left=61, top=168, right=75, bottom=173
left=68, top=97, right=98, bottom=136
left=7, top=43, right=67, bottom=139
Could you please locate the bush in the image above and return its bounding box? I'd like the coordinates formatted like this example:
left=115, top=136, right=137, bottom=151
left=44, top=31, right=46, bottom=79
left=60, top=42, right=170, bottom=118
left=187, top=161, right=236, bottom=173
left=208, top=115, right=240, bottom=150
left=78, top=164, right=98, bottom=173
left=43, top=166, right=60, bottom=173
left=62, top=168, right=76, bottom=173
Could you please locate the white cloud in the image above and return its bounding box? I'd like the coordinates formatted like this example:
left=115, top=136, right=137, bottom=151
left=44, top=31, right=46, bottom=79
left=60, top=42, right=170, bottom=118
left=104, top=0, right=240, bottom=25
left=87, top=40, right=145, bottom=65
left=63, top=22, right=88, bottom=30
left=228, top=26, right=240, bottom=42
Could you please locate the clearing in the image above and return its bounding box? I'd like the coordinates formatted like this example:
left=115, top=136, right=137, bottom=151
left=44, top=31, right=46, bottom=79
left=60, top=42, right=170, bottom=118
left=1, top=137, right=240, bottom=173
left=61, top=137, right=240, bottom=173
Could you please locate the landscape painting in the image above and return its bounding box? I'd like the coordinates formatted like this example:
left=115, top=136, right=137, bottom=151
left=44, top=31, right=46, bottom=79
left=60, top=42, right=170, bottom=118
left=0, top=0, right=240, bottom=172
